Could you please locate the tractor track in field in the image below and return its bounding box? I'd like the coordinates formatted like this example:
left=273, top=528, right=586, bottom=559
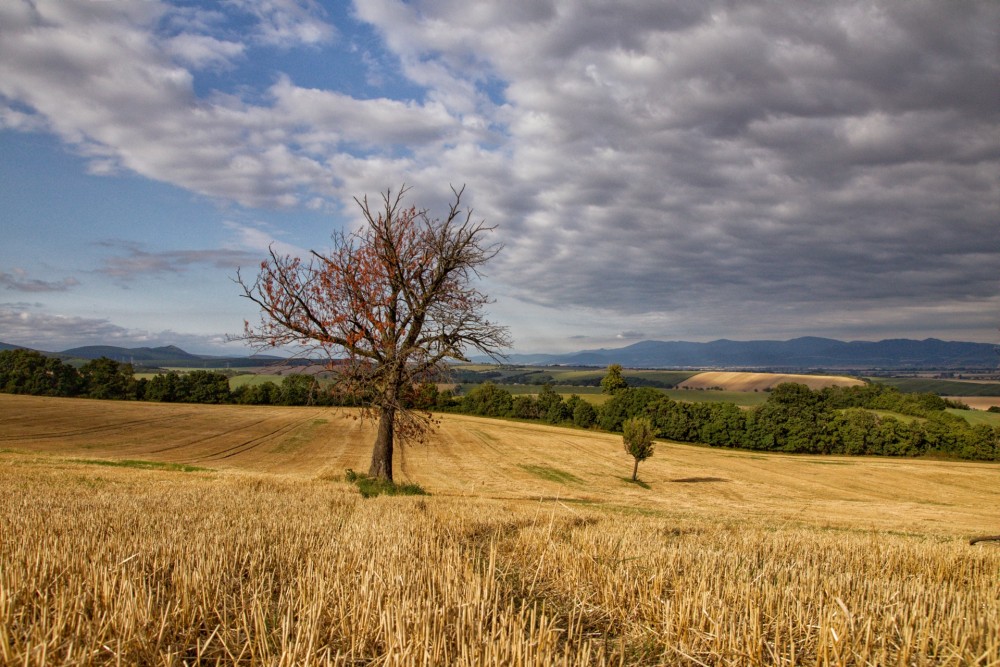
left=189, top=411, right=327, bottom=462
left=555, top=436, right=620, bottom=466
left=0, top=414, right=180, bottom=442
left=2, top=395, right=998, bottom=536
left=142, top=416, right=276, bottom=455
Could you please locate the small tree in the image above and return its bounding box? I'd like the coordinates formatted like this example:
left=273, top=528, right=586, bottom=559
left=236, top=185, right=510, bottom=481
left=601, top=364, right=628, bottom=394
left=572, top=400, right=597, bottom=428
left=623, top=416, right=655, bottom=482
left=536, top=382, right=565, bottom=423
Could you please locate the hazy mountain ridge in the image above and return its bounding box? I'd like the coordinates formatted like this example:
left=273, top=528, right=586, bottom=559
left=59, top=345, right=204, bottom=363
left=0, top=343, right=286, bottom=368
left=2, top=337, right=998, bottom=370
left=497, top=337, right=1000, bottom=369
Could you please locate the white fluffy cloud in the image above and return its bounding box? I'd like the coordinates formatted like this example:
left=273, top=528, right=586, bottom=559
left=0, top=0, right=463, bottom=208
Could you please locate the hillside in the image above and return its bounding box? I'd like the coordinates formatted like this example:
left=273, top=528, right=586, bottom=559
left=2, top=393, right=996, bottom=536
left=3, top=394, right=998, bottom=665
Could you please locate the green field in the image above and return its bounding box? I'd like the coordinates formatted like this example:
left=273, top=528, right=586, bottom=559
left=137, top=371, right=289, bottom=389
left=457, top=383, right=602, bottom=395
left=947, top=408, right=1000, bottom=426
left=457, top=383, right=768, bottom=407
left=867, top=409, right=924, bottom=424
left=452, top=365, right=697, bottom=388
left=870, top=377, right=1000, bottom=396
left=229, top=373, right=288, bottom=388
left=660, top=388, right=768, bottom=406
left=546, top=368, right=698, bottom=386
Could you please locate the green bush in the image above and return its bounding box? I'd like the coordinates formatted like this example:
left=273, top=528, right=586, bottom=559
left=344, top=469, right=428, bottom=498
left=572, top=399, right=597, bottom=428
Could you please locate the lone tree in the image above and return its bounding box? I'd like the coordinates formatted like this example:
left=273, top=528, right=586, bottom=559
left=236, top=185, right=510, bottom=481
left=601, top=363, right=628, bottom=394
left=623, top=416, right=655, bottom=482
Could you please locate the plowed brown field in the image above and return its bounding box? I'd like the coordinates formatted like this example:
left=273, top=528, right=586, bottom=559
left=2, top=393, right=996, bottom=536
left=679, top=371, right=864, bottom=391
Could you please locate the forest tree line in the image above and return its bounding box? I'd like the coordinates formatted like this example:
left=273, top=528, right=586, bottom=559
left=2, top=349, right=997, bottom=461
left=454, top=380, right=998, bottom=461
left=0, top=350, right=327, bottom=406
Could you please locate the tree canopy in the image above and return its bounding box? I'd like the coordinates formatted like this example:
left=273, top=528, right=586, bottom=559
left=236, top=185, right=510, bottom=480
left=601, top=364, right=628, bottom=394
left=623, top=416, right=655, bottom=481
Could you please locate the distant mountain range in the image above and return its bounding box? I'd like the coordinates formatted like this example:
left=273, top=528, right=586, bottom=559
left=492, top=337, right=1000, bottom=370
left=0, top=343, right=287, bottom=368
left=2, top=336, right=998, bottom=370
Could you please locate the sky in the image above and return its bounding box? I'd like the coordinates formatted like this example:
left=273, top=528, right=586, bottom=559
left=0, top=0, right=998, bottom=356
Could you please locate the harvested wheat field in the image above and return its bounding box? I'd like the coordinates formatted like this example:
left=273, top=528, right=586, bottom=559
left=949, top=396, right=1000, bottom=411
left=2, top=394, right=998, bottom=665
left=679, top=371, right=865, bottom=392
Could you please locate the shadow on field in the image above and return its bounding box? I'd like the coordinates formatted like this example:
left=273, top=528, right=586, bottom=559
left=671, top=476, right=729, bottom=483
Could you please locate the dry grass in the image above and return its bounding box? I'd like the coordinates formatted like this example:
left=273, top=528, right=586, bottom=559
left=2, top=394, right=999, bottom=665
left=679, top=372, right=864, bottom=392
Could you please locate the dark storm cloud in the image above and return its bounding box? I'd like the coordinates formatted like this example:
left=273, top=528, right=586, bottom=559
left=452, top=0, right=1000, bottom=340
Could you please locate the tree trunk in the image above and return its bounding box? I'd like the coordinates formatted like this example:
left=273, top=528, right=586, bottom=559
left=969, top=535, right=1000, bottom=545
left=369, top=405, right=395, bottom=481
left=631, top=458, right=639, bottom=481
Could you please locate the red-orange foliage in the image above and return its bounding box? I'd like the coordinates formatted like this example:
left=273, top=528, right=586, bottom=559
left=236, top=185, right=510, bottom=480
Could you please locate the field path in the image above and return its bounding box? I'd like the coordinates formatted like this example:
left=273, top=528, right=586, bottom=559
left=1, top=394, right=997, bottom=536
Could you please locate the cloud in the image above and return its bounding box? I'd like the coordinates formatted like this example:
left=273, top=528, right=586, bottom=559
left=0, top=268, right=80, bottom=292
left=163, top=34, right=245, bottom=70
left=1, top=0, right=998, bottom=346
left=0, top=303, right=143, bottom=350
left=268, top=75, right=461, bottom=152
left=221, top=221, right=308, bottom=258
left=94, top=241, right=260, bottom=280
left=0, top=303, right=247, bottom=354
left=91, top=227, right=315, bottom=284
left=227, top=0, right=336, bottom=47
left=0, top=0, right=451, bottom=208
left=383, top=0, right=999, bottom=343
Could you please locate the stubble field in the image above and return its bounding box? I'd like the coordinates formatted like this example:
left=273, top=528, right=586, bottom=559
left=1, top=394, right=998, bottom=665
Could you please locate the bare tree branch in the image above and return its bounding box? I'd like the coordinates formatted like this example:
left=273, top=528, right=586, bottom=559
left=232, top=184, right=511, bottom=481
